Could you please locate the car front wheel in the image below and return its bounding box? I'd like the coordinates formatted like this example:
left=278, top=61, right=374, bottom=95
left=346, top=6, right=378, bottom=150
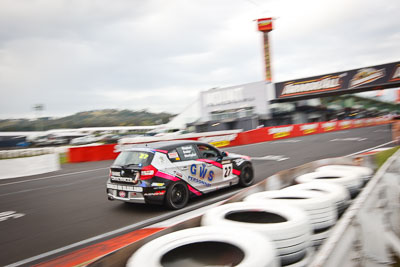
left=239, top=164, right=254, bottom=187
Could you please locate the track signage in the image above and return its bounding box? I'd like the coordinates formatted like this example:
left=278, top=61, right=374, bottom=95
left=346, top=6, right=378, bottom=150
left=275, top=61, right=400, bottom=101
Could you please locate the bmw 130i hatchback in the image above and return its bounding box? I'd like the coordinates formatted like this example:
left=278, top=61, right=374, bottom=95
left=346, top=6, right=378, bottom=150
left=106, top=140, right=254, bottom=209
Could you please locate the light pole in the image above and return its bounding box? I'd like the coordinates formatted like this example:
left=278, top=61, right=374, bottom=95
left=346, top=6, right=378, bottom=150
left=257, top=18, right=274, bottom=82
left=33, top=104, right=45, bottom=131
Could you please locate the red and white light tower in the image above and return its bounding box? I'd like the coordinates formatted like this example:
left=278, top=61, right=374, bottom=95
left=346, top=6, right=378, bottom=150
left=257, top=18, right=274, bottom=82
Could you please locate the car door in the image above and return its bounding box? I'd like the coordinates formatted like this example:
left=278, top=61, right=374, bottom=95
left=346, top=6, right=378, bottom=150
left=195, top=144, right=234, bottom=190
left=169, top=144, right=212, bottom=194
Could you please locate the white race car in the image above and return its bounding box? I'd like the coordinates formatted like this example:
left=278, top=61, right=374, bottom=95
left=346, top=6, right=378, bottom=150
left=106, top=140, right=254, bottom=209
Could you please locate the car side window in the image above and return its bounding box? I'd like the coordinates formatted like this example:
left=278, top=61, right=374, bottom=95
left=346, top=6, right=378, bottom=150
left=197, top=144, right=220, bottom=159
left=176, top=145, right=199, bottom=161
left=167, top=149, right=181, bottom=162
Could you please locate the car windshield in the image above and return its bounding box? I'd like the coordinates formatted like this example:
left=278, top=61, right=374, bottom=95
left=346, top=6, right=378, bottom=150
left=113, top=151, right=153, bottom=167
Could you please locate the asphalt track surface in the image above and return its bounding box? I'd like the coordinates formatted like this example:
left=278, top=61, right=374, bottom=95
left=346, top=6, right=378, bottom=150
left=0, top=124, right=394, bottom=266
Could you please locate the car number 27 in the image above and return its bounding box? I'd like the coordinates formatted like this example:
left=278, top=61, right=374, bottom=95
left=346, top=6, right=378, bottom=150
left=223, top=164, right=233, bottom=178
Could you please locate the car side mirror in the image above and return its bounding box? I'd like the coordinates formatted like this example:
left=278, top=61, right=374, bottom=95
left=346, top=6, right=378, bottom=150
left=216, top=151, right=228, bottom=162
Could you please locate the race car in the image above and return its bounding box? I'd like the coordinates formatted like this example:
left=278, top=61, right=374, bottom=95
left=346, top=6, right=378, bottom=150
left=106, top=140, right=254, bottom=209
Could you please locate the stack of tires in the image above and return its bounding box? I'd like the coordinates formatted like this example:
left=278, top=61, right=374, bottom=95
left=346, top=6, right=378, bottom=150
left=244, top=190, right=337, bottom=247
left=126, top=164, right=374, bottom=267
left=315, top=165, right=373, bottom=186
left=282, top=181, right=351, bottom=216
left=126, top=225, right=279, bottom=267
left=201, top=202, right=313, bottom=267
left=294, top=170, right=363, bottom=198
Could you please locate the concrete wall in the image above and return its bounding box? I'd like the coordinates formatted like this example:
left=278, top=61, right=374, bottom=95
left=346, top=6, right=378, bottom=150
left=0, top=153, right=60, bottom=180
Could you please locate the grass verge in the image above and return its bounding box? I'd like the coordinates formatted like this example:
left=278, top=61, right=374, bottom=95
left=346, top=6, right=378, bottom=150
left=59, top=152, right=69, bottom=164
left=376, top=146, right=400, bottom=169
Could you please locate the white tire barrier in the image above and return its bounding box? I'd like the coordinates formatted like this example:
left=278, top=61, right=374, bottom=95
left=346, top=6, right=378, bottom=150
left=316, top=165, right=373, bottom=184
left=126, top=226, right=279, bottom=267
left=244, top=190, right=337, bottom=247
left=244, top=190, right=337, bottom=232
left=311, top=228, right=332, bottom=247
left=285, top=248, right=314, bottom=267
left=201, top=201, right=312, bottom=266
left=282, top=181, right=350, bottom=216
left=294, top=170, right=363, bottom=198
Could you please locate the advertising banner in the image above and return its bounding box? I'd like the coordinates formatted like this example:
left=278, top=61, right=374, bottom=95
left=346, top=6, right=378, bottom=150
left=338, top=120, right=353, bottom=130
left=353, top=119, right=365, bottom=128
left=198, top=134, right=239, bottom=148
left=267, top=125, right=296, bottom=139
left=397, top=89, right=400, bottom=103
left=321, top=121, right=338, bottom=132
left=257, top=18, right=273, bottom=32
left=298, top=122, right=321, bottom=135
left=275, top=61, right=400, bottom=101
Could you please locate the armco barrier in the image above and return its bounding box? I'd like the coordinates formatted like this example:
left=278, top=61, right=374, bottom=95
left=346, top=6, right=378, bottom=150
left=67, top=118, right=391, bottom=163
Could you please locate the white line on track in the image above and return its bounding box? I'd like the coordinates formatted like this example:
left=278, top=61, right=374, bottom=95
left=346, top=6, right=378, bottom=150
left=272, top=139, right=302, bottom=143
left=0, top=211, right=25, bottom=222
left=328, top=130, right=349, bottom=134
left=374, top=129, right=390, bottom=132
left=345, top=140, right=396, bottom=157
left=330, top=137, right=367, bottom=142
left=252, top=155, right=290, bottom=161
left=4, top=188, right=241, bottom=267
left=224, top=139, right=304, bottom=154
left=0, top=167, right=108, bottom=187
left=0, top=176, right=102, bottom=197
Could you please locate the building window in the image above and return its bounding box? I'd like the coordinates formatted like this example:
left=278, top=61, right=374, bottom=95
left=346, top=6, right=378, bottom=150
left=210, top=107, right=254, bottom=121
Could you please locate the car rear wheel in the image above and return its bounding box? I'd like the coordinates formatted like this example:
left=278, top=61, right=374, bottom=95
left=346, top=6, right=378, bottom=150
left=164, top=181, right=189, bottom=210
left=239, top=164, right=254, bottom=187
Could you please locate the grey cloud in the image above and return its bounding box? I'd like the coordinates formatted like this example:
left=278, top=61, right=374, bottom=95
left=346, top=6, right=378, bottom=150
left=0, top=0, right=399, bottom=119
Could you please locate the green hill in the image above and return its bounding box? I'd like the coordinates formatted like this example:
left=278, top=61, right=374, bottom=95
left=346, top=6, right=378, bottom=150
left=0, top=109, right=175, bottom=131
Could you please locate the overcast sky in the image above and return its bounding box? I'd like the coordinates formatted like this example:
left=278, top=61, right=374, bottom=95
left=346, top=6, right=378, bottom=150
left=0, top=0, right=399, bottom=119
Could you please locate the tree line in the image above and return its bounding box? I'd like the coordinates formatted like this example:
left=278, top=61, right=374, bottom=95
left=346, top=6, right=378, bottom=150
left=0, top=109, right=175, bottom=131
